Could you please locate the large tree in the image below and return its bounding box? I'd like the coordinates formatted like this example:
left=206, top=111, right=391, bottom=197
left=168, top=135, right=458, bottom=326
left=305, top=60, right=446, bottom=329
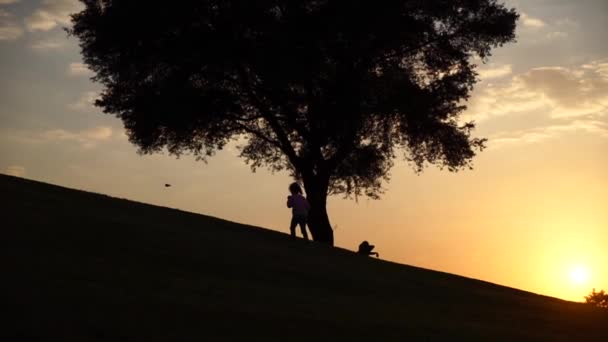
left=70, top=0, right=518, bottom=245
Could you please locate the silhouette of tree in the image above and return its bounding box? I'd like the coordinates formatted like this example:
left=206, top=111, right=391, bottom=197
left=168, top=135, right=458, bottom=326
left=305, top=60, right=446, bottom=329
left=70, top=0, right=518, bottom=245
left=585, top=289, right=608, bottom=309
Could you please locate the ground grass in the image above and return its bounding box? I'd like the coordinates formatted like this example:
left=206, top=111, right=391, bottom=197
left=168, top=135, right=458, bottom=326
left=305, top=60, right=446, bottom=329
left=2, top=174, right=607, bottom=341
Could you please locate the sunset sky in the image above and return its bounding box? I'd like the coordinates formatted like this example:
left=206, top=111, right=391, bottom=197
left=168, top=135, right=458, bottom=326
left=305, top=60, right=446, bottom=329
left=1, top=0, right=607, bottom=302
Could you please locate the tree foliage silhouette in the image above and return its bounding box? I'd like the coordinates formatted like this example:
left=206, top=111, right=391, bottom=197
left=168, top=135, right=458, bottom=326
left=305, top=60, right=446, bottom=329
left=585, top=289, right=608, bottom=309
left=70, top=0, right=518, bottom=244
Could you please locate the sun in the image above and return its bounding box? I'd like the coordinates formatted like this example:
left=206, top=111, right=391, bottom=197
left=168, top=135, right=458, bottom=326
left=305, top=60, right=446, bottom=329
left=569, top=266, right=590, bottom=284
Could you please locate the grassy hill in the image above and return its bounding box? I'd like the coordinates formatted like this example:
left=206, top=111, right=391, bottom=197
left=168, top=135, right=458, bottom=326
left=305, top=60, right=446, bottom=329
left=2, top=174, right=607, bottom=341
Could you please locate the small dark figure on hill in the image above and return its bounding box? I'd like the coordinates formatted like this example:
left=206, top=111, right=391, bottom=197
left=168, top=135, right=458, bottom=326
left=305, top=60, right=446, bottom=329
left=287, top=182, right=310, bottom=240
left=358, top=241, right=379, bottom=258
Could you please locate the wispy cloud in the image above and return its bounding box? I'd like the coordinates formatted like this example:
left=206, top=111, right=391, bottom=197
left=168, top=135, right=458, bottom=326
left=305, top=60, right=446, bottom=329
left=0, top=22, right=22, bottom=40
left=468, top=60, right=608, bottom=122
left=545, top=31, right=568, bottom=40
left=25, top=0, right=82, bottom=32
left=0, top=9, right=23, bottom=40
left=515, top=14, right=580, bottom=46
left=30, top=38, right=65, bottom=50
left=519, top=65, right=608, bottom=118
left=2, top=165, right=26, bottom=177
left=488, top=120, right=608, bottom=150
left=478, top=64, right=512, bottom=81
left=68, top=62, right=93, bottom=77
left=4, top=125, right=117, bottom=148
left=41, top=126, right=113, bottom=142
left=521, top=13, right=546, bottom=28
left=0, top=0, right=21, bottom=4
left=583, top=60, right=608, bottom=79
left=6, top=126, right=114, bottom=149
left=467, top=60, right=608, bottom=149
left=68, top=91, right=99, bottom=112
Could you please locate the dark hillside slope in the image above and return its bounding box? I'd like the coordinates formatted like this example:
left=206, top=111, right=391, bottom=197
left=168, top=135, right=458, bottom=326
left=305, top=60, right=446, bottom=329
left=2, top=174, right=607, bottom=341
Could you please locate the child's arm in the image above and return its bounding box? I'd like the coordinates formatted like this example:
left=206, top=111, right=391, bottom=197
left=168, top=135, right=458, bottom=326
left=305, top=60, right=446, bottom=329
left=287, top=195, right=293, bottom=208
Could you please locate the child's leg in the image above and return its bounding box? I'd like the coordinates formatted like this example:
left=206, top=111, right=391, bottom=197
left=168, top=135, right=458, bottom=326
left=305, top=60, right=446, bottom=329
left=299, top=218, right=309, bottom=240
left=289, top=217, right=297, bottom=237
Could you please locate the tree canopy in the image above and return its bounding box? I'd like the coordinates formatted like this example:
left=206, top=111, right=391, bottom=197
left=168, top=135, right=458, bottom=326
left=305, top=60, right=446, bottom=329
left=70, top=0, right=518, bottom=244
left=585, top=289, right=608, bottom=309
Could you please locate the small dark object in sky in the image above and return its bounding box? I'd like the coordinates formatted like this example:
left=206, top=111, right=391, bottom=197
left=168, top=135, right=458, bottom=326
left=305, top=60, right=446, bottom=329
left=358, top=241, right=379, bottom=258
left=165, top=184, right=171, bottom=187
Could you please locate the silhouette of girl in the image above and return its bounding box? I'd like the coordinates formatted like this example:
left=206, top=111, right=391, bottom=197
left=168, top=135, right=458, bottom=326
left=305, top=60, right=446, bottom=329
left=286, top=182, right=310, bottom=240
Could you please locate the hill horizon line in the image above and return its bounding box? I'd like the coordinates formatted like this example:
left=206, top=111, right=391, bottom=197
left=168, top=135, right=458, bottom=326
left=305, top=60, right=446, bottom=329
left=0, top=173, right=580, bottom=302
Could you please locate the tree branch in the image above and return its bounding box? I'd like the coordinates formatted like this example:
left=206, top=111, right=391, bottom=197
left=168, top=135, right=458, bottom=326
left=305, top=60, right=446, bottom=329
left=236, top=66, right=303, bottom=168
left=232, top=122, right=283, bottom=150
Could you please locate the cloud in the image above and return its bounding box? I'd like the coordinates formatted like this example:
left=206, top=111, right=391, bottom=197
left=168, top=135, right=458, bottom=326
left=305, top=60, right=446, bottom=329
left=466, top=81, right=544, bottom=122
left=554, top=18, right=579, bottom=30
left=0, top=0, right=21, bottom=4
left=30, top=38, right=65, bottom=50
left=0, top=22, right=22, bottom=40
left=488, top=120, right=608, bottom=150
left=3, top=125, right=116, bottom=148
left=519, top=66, right=608, bottom=118
left=68, top=91, right=100, bottom=112
left=45, top=126, right=113, bottom=148
left=68, top=62, right=93, bottom=77
left=41, top=126, right=113, bottom=142
left=545, top=31, right=568, bottom=40
left=467, top=60, right=608, bottom=149
left=0, top=9, right=23, bottom=40
left=583, top=60, right=608, bottom=79
left=25, top=0, right=83, bottom=32
left=18, top=126, right=114, bottom=148
left=477, top=64, right=512, bottom=81
left=468, top=60, right=608, bottom=122
left=515, top=15, right=580, bottom=46
left=3, top=165, right=26, bottom=177
left=521, top=13, right=546, bottom=28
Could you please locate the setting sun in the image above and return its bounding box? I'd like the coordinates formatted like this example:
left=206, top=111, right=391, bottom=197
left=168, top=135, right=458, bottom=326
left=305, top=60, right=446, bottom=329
left=569, top=266, right=590, bottom=285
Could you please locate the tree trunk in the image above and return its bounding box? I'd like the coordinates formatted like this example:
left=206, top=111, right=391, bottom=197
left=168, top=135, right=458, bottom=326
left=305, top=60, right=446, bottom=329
left=303, top=175, right=334, bottom=245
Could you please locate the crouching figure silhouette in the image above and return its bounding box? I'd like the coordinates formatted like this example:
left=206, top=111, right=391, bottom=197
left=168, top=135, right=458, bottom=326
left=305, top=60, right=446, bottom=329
left=358, top=241, right=379, bottom=257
